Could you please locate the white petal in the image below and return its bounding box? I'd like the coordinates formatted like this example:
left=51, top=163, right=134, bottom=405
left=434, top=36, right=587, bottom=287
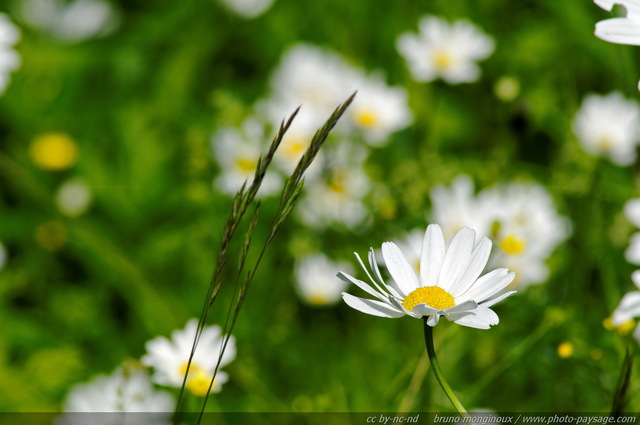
left=369, top=248, right=403, bottom=298
left=632, top=270, right=640, bottom=290
left=382, top=241, right=420, bottom=295
left=449, top=236, right=492, bottom=296
left=412, top=303, right=438, bottom=317
left=634, top=322, right=640, bottom=341
left=438, top=227, right=475, bottom=291
left=427, top=314, right=440, bottom=327
left=337, top=271, right=387, bottom=302
left=596, top=18, right=640, bottom=46
left=449, top=306, right=499, bottom=329
left=459, top=269, right=515, bottom=303
left=341, top=293, right=405, bottom=318
left=612, top=291, right=640, bottom=325
left=420, top=224, right=446, bottom=286
left=481, top=290, right=517, bottom=308
left=444, top=299, right=478, bottom=314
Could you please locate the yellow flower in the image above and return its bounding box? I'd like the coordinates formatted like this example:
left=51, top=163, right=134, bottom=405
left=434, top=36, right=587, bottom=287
left=30, top=133, right=78, bottom=170
left=556, top=342, right=574, bottom=359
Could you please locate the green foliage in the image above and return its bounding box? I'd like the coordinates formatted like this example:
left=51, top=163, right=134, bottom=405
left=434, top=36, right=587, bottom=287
left=0, top=0, right=639, bottom=414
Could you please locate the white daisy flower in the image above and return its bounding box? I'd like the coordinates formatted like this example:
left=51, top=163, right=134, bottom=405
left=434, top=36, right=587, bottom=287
left=624, top=197, right=640, bottom=227
left=212, top=118, right=282, bottom=197
left=270, top=112, right=323, bottom=179
left=263, top=44, right=357, bottom=126
left=339, top=224, right=516, bottom=329
left=396, top=16, right=495, bottom=84
left=297, top=143, right=371, bottom=229
left=348, top=73, right=412, bottom=146
left=62, top=365, right=175, bottom=414
left=295, top=253, right=353, bottom=306
left=572, top=92, right=640, bottom=166
left=481, top=183, right=571, bottom=261
left=21, top=0, right=118, bottom=42
left=0, top=14, right=21, bottom=95
left=56, top=178, right=92, bottom=217
left=625, top=232, right=640, bottom=264
left=141, top=319, right=236, bottom=396
left=610, top=270, right=640, bottom=341
left=430, top=175, right=493, bottom=241
left=219, top=0, right=275, bottom=18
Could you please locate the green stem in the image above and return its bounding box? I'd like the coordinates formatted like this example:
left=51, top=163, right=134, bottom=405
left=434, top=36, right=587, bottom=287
left=423, top=318, right=470, bottom=419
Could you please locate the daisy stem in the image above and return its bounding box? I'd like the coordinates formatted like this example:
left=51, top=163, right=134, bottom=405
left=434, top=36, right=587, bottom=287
left=423, top=318, right=471, bottom=419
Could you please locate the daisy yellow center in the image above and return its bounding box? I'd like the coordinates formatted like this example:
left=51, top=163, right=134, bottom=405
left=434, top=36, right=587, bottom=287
left=307, top=294, right=329, bottom=306
left=329, top=173, right=346, bottom=194
left=235, top=157, right=257, bottom=173
left=283, top=138, right=307, bottom=158
left=499, top=234, right=526, bottom=255
left=402, top=286, right=455, bottom=311
left=596, top=135, right=613, bottom=151
left=603, top=317, right=636, bottom=336
left=433, top=50, right=453, bottom=70
left=354, top=110, right=379, bottom=129
left=179, top=362, right=213, bottom=397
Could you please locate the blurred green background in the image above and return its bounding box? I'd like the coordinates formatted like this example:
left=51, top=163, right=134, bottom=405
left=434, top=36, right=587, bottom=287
left=1, top=0, right=640, bottom=414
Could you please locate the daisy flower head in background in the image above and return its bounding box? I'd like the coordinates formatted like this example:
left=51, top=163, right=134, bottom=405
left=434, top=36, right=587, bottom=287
left=624, top=198, right=640, bottom=264
left=62, top=364, right=175, bottom=414
left=56, top=178, right=92, bottom=217
left=430, top=175, right=493, bottom=241
left=480, top=182, right=572, bottom=288
left=347, top=72, right=412, bottom=146
left=218, top=0, right=275, bottom=19
left=0, top=13, right=20, bottom=95
left=20, top=0, right=118, bottom=43
left=211, top=118, right=282, bottom=197
left=339, top=224, right=516, bottom=329
left=142, top=319, right=236, bottom=396
left=262, top=43, right=358, bottom=128
left=396, top=15, right=495, bottom=84
left=572, top=92, right=640, bottom=166
left=609, top=270, right=640, bottom=342
left=295, top=253, right=353, bottom=306
left=296, top=142, right=372, bottom=229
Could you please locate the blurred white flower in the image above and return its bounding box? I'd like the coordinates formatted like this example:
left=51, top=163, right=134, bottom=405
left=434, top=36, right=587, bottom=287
left=21, top=0, right=118, bottom=42
left=339, top=224, right=516, bottom=329
left=0, top=241, right=6, bottom=270
left=271, top=112, right=323, bottom=178
left=142, top=319, right=236, bottom=396
left=348, top=73, right=412, bottom=146
left=212, top=118, right=282, bottom=197
left=624, top=197, right=640, bottom=227
left=295, top=253, right=352, bottom=306
left=219, top=0, right=275, bottom=18
left=62, top=365, right=174, bottom=416
left=610, top=270, right=640, bottom=341
left=430, top=175, right=493, bottom=241
left=297, top=143, right=371, bottom=229
left=0, top=14, right=21, bottom=95
left=573, top=92, right=640, bottom=165
left=481, top=183, right=571, bottom=260
left=263, top=44, right=357, bottom=128
left=396, top=16, right=494, bottom=84
left=431, top=176, right=571, bottom=289
left=56, top=179, right=92, bottom=217
left=626, top=232, right=640, bottom=264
